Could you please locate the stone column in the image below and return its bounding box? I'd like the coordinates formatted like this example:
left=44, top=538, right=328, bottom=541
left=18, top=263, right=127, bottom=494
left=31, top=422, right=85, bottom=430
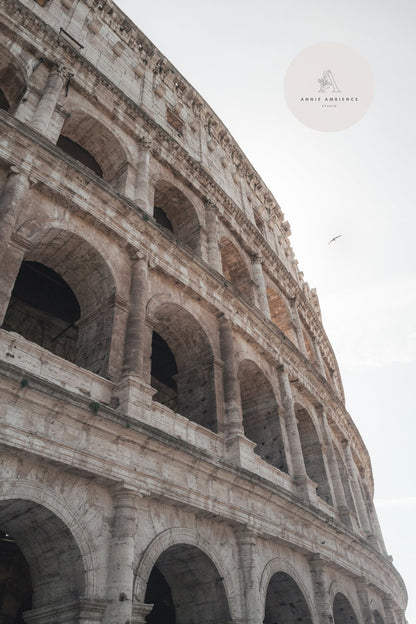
left=277, top=366, right=308, bottom=495
left=382, top=596, right=398, bottom=624
left=0, top=166, right=30, bottom=266
left=235, top=527, right=262, bottom=624
left=289, top=297, right=307, bottom=356
left=312, top=337, right=326, bottom=376
left=205, top=198, right=222, bottom=273
left=135, top=137, right=152, bottom=214
left=30, top=66, right=66, bottom=136
left=251, top=254, right=271, bottom=320
left=122, top=254, right=149, bottom=377
left=342, top=441, right=372, bottom=535
left=318, top=408, right=351, bottom=526
left=308, top=555, right=333, bottom=624
left=354, top=577, right=375, bottom=624
left=218, top=315, right=243, bottom=435
left=103, top=486, right=139, bottom=624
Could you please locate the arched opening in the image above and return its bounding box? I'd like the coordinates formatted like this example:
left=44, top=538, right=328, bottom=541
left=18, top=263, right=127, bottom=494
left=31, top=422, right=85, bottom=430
left=266, top=286, right=296, bottom=342
left=2, top=229, right=116, bottom=377
left=219, top=237, right=254, bottom=303
left=333, top=593, right=359, bottom=624
left=58, top=111, right=127, bottom=187
left=0, top=49, right=26, bottom=113
left=3, top=261, right=80, bottom=363
left=334, top=447, right=357, bottom=517
left=153, top=182, right=201, bottom=253
left=144, top=544, right=231, bottom=624
left=373, top=610, right=385, bottom=624
left=151, top=331, right=178, bottom=412
left=0, top=499, right=85, bottom=617
left=295, top=406, right=333, bottom=505
left=238, top=359, right=287, bottom=472
left=57, top=135, right=103, bottom=178
left=149, top=303, right=217, bottom=432
left=264, top=571, right=313, bottom=624
left=0, top=531, right=32, bottom=624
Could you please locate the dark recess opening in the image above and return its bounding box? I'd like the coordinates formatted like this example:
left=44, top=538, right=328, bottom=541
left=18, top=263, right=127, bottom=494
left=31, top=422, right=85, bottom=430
left=57, top=135, right=103, bottom=178
left=145, top=566, right=175, bottom=624
left=154, top=205, right=174, bottom=233
left=0, top=87, right=10, bottom=111
left=8, top=261, right=80, bottom=323
left=151, top=332, right=177, bottom=390
left=0, top=531, right=32, bottom=624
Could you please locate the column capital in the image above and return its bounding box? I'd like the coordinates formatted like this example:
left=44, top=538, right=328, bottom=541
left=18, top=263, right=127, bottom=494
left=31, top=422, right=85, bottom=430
left=205, top=196, right=218, bottom=211
left=138, top=135, right=153, bottom=150
left=250, top=252, right=263, bottom=264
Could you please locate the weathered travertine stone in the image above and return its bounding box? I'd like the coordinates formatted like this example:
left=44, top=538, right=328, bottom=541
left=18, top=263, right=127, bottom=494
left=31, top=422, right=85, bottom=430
left=0, top=0, right=407, bottom=622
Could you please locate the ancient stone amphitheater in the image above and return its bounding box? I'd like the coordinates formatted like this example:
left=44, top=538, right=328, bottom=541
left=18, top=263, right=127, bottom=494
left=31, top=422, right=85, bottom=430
left=0, top=0, right=408, bottom=623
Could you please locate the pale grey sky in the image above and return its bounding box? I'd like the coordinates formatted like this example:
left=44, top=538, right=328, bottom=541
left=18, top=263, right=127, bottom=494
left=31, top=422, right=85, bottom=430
left=115, top=0, right=416, bottom=619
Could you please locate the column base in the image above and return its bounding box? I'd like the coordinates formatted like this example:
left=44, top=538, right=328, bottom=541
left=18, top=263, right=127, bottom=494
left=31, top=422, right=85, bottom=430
left=116, top=374, right=156, bottom=419
left=225, top=432, right=257, bottom=469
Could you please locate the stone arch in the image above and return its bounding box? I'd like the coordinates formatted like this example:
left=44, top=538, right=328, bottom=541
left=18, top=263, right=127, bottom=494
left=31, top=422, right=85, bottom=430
left=266, top=285, right=296, bottom=342
left=147, top=299, right=217, bottom=431
left=57, top=109, right=129, bottom=187
left=219, top=236, right=254, bottom=303
left=259, top=556, right=315, bottom=621
left=373, top=610, right=385, bottom=624
left=153, top=180, right=201, bottom=252
left=3, top=226, right=117, bottom=377
left=0, top=45, right=27, bottom=112
left=0, top=480, right=97, bottom=612
left=261, top=560, right=314, bottom=624
left=295, top=404, right=333, bottom=505
left=333, top=592, right=359, bottom=624
left=237, top=358, right=287, bottom=472
left=134, top=528, right=238, bottom=622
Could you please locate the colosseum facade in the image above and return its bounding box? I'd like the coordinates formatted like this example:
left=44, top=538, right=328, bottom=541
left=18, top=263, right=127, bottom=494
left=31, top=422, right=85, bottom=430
left=0, top=0, right=408, bottom=623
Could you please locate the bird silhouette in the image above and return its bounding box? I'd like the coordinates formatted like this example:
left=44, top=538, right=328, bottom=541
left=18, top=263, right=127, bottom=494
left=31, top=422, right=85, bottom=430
left=328, top=234, right=342, bottom=245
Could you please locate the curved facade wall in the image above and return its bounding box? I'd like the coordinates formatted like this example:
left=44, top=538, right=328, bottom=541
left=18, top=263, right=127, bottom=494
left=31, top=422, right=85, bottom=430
left=0, top=1, right=407, bottom=623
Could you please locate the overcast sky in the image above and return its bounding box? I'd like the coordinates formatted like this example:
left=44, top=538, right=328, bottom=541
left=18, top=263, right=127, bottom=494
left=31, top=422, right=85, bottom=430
left=115, top=0, right=416, bottom=619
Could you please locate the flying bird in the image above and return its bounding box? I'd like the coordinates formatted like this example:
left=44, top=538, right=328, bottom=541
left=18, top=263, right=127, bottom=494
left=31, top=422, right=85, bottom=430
left=328, top=234, right=342, bottom=245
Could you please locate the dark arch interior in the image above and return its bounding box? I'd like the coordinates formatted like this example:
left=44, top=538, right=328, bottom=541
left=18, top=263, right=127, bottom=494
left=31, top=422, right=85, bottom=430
left=145, top=544, right=230, bottom=624
left=296, top=406, right=333, bottom=505
left=264, top=571, right=313, bottom=624
left=153, top=183, right=200, bottom=252
left=3, top=261, right=80, bottom=362
left=57, top=135, right=103, bottom=177
left=150, top=304, right=217, bottom=432
left=333, top=593, right=359, bottom=624
left=0, top=531, right=32, bottom=624
left=238, top=360, right=287, bottom=472
left=154, top=205, right=174, bottom=233
left=0, top=87, right=10, bottom=111
left=373, top=610, right=385, bottom=624
left=0, top=500, right=85, bottom=611
left=151, top=331, right=178, bottom=411
left=145, top=565, right=176, bottom=624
